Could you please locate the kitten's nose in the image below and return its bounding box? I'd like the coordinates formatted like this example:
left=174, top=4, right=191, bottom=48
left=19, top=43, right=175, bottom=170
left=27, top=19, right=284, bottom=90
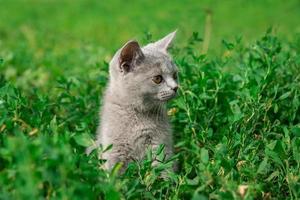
left=172, top=86, right=178, bottom=92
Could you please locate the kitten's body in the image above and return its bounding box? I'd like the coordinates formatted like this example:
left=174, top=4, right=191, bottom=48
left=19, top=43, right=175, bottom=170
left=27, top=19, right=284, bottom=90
left=99, top=91, right=173, bottom=169
left=89, top=31, right=178, bottom=170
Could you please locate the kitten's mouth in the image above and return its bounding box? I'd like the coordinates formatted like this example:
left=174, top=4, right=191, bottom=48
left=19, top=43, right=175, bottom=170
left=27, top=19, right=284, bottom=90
left=158, top=92, right=177, bottom=102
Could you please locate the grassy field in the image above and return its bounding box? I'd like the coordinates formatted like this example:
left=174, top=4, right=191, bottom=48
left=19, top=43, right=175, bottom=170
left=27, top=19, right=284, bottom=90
left=1, top=0, right=300, bottom=199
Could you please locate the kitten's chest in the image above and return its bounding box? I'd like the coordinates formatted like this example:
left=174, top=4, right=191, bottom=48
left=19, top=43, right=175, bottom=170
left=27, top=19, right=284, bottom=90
left=102, top=105, right=171, bottom=145
left=130, top=113, right=171, bottom=141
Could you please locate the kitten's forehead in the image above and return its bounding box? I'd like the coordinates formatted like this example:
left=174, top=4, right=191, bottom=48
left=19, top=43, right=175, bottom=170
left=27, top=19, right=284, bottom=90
left=158, top=58, right=176, bottom=74
left=142, top=50, right=177, bottom=74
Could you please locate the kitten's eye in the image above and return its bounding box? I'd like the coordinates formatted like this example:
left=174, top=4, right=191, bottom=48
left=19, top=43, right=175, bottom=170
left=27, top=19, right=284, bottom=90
left=173, top=72, right=178, bottom=80
left=152, top=75, right=163, bottom=84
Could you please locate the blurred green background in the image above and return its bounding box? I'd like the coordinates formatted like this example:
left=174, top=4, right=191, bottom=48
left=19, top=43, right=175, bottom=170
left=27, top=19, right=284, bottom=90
left=1, top=0, right=300, bottom=91
left=1, top=0, right=300, bottom=52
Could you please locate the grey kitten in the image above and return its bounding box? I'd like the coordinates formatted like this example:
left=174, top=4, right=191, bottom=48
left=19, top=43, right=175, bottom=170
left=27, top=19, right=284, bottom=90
left=88, top=31, right=179, bottom=171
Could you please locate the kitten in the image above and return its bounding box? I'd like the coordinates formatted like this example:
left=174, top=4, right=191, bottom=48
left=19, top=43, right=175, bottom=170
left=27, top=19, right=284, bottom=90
left=88, top=31, right=179, bottom=171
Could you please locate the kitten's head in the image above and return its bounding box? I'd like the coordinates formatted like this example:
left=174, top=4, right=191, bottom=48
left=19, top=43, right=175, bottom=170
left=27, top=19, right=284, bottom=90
left=109, top=31, right=178, bottom=105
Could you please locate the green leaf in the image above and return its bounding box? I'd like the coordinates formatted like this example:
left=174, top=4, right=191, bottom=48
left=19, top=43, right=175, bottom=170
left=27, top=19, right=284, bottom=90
left=266, top=170, right=279, bottom=182
left=155, top=144, right=165, bottom=156
left=186, top=177, right=200, bottom=186
left=291, top=125, right=300, bottom=137
left=175, top=97, right=185, bottom=110
left=200, top=148, right=209, bottom=164
left=192, top=193, right=208, bottom=200
left=222, top=39, right=235, bottom=50
left=278, top=91, right=291, bottom=100
left=257, top=157, right=268, bottom=174
left=265, top=146, right=284, bottom=168
left=273, top=140, right=287, bottom=160
left=110, top=162, right=123, bottom=177
left=103, top=144, right=113, bottom=152
left=73, top=134, right=93, bottom=147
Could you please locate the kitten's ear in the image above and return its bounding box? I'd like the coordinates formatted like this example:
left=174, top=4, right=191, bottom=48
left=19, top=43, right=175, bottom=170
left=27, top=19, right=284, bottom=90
left=119, top=40, right=144, bottom=73
left=152, top=30, right=177, bottom=52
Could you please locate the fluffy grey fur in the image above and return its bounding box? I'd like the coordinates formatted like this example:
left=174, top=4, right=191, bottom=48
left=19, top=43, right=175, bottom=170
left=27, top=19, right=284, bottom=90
left=88, top=31, right=179, bottom=171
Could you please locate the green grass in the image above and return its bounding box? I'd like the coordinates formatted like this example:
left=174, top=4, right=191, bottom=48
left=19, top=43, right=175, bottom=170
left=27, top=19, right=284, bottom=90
left=1, top=1, right=300, bottom=199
